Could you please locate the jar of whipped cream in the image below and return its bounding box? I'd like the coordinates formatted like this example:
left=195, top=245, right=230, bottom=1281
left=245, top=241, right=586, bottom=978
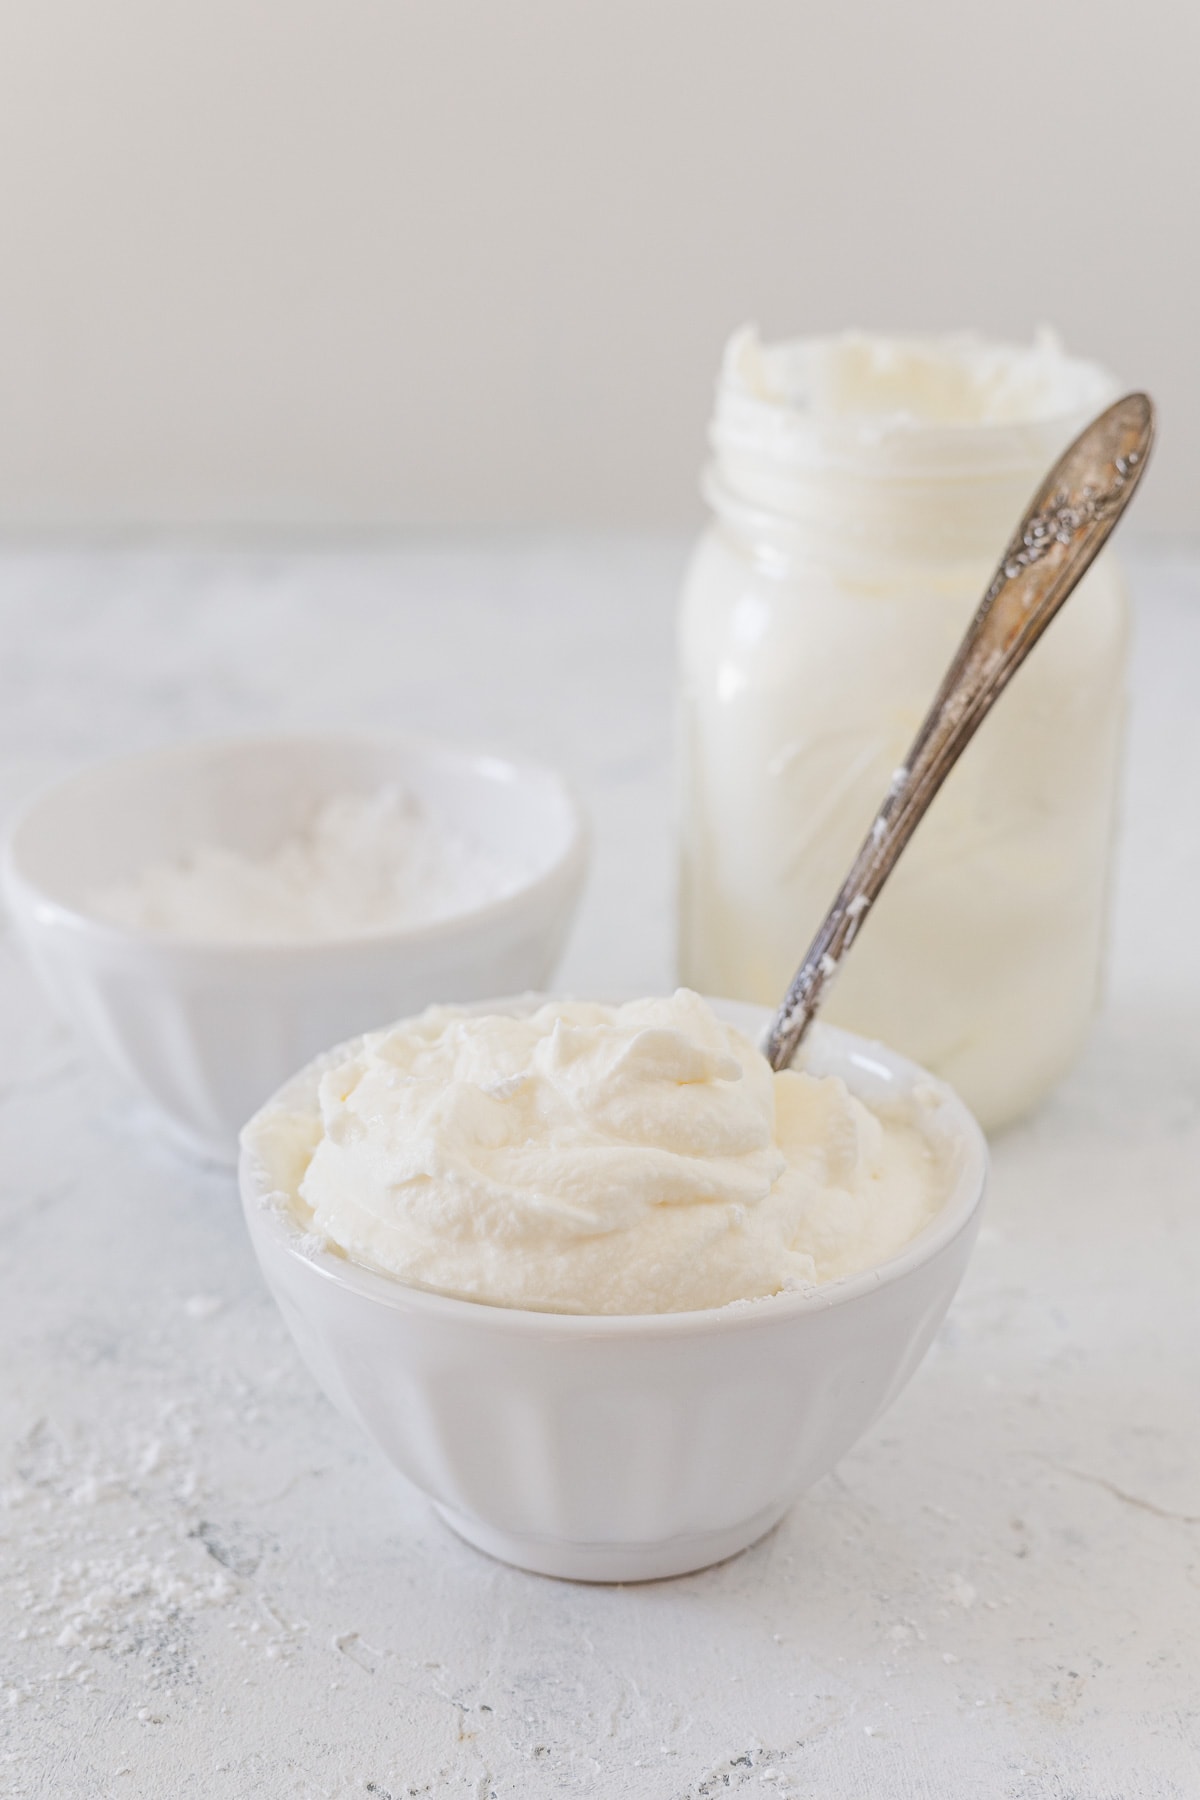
left=678, top=329, right=1129, bottom=1131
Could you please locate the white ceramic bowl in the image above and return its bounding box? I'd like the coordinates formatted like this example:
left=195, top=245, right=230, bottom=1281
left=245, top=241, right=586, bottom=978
left=1, top=734, right=587, bottom=1162
left=239, top=998, right=987, bottom=1582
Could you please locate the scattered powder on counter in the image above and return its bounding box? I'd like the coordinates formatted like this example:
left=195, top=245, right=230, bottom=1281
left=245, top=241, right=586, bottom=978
left=91, top=787, right=521, bottom=943
left=1, top=1408, right=305, bottom=1713
left=2, top=1413, right=232, bottom=1703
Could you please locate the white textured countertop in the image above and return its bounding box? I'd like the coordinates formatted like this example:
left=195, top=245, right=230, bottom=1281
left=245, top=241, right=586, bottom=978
left=1, top=540, right=1198, bottom=1799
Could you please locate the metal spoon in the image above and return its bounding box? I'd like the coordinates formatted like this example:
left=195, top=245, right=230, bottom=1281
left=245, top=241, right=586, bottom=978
left=765, top=390, right=1156, bottom=1073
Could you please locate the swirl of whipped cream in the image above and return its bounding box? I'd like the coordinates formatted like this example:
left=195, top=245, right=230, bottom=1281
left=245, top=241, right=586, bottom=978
left=258, top=990, right=945, bottom=1315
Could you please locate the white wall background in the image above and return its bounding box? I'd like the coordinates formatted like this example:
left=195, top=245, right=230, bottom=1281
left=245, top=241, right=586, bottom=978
left=0, top=0, right=1194, bottom=532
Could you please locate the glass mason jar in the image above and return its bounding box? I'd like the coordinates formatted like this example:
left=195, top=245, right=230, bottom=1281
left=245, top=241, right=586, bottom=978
left=678, top=329, right=1129, bottom=1131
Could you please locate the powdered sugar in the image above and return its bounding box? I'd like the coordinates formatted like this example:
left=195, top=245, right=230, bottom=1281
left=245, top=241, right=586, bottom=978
left=0, top=1408, right=302, bottom=1715
left=92, top=786, right=520, bottom=944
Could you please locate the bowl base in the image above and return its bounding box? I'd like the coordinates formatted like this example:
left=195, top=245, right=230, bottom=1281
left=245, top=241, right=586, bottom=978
left=432, top=1499, right=792, bottom=1583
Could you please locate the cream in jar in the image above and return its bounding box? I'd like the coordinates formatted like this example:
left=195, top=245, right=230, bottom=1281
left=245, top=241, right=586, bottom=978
left=678, top=328, right=1127, bottom=1131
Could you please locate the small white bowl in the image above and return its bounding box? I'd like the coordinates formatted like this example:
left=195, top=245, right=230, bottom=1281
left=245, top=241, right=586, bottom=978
left=239, top=998, right=987, bottom=1582
left=2, top=734, right=587, bottom=1162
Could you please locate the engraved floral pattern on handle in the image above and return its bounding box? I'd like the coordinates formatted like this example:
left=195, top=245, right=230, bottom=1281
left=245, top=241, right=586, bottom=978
left=993, top=447, right=1145, bottom=589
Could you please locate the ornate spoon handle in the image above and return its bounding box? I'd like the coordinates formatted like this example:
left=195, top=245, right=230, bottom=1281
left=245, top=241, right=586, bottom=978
left=765, top=390, right=1156, bottom=1073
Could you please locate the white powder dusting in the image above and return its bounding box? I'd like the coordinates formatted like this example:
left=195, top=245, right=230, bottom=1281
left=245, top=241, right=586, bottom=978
left=948, top=1572, right=978, bottom=1609
left=182, top=1294, right=224, bottom=1321
left=92, top=786, right=521, bottom=944
left=1, top=1411, right=304, bottom=1714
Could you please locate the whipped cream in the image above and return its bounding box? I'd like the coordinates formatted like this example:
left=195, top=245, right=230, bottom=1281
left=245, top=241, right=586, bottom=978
left=246, top=991, right=948, bottom=1315
left=719, top=325, right=1115, bottom=435
left=93, top=788, right=518, bottom=943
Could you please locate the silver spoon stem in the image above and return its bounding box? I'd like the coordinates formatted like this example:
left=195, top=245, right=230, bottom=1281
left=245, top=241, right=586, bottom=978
left=765, top=390, right=1156, bottom=1073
